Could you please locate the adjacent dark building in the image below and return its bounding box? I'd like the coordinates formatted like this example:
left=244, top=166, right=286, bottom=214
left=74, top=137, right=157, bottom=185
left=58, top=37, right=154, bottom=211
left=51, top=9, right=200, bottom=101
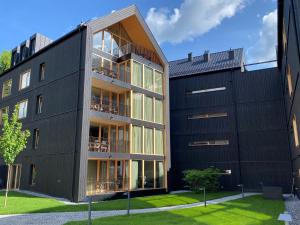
left=278, top=0, right=300, bottom=196
left=169, top=49, right=292, bottom=192
left=0, top=6, right=170, bottom=202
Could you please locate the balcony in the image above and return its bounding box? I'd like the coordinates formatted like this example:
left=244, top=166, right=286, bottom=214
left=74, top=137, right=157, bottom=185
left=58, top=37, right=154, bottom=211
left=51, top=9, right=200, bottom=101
left=92, top=54, right=131, bottom=83
left=87, top=178, right=129, bottom=195
left=91, top=95, right=130, bottom=117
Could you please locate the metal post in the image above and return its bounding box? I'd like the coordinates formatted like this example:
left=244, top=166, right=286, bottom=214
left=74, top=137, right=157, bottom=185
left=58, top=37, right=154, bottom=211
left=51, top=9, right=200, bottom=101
left=127, top=191, right=131, bottom=215
left=204, top=187, right=206, bottom=207
left=88, top=196, right=92, bottom=225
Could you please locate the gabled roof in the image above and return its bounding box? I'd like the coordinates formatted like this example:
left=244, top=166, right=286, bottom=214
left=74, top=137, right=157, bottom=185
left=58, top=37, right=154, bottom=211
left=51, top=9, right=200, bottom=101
left=169, top=48, right=244, bottom=78
left=87, top=5, right=168, bottom=66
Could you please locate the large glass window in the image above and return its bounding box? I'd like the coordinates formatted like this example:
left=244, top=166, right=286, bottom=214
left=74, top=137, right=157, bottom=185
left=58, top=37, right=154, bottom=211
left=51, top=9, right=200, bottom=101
left=33, top=128, right=40, bottom=149
left=132, top=126, right=142, bottom=154
left=144, top=66, right=153, bottom=91
left=155, top=130, right=164, bottom=155
left=39, top=63, right=45, bottom=81
left=2, top=79, right=12, bottom=98
left=131, top=160, right=143, bottom=189
left=132, top=93, right=142, bottom=120
left=155, top=71, right=163, bottom=94
left=93, top=32, right=102, bottom=50
left=36, top=95, right=43, bottom=114
left=156, top=161, right=164, bottom=188
left=103, top=31, right=111, bottom=54
left=144, top=161, right=154, bottom=188
left=144, top=96, right=153, bottom=122
left=18, top=100, right=28, bottom=119
left=19, top=70, right=31, bottom=90
left=29, top=164, right=36, bottom=186
left=155, top=99, right=163, bottom=124
left=132, top=62, right=142, bottom=87
left=144, top=128, right=153, bottom=155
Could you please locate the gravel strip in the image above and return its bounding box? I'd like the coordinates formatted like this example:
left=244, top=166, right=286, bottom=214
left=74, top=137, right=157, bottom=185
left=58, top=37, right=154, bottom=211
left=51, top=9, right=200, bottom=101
left=284, top=195, right=300, bottom=225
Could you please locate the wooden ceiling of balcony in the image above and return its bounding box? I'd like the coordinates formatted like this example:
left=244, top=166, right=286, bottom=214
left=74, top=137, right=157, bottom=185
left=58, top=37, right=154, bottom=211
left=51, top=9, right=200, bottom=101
left=121, top=16, right=163, bottom=66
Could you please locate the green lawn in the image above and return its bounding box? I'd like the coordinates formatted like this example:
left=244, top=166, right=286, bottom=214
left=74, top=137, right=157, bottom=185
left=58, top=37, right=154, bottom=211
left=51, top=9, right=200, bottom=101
left=0, top=190, right=237, bottom=215
left=66, top=195, right=284, bottom=225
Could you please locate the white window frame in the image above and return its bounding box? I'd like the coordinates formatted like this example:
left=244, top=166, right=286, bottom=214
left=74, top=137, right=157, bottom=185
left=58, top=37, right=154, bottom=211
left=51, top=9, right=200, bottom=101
left=18, top=99, right=28, bottom=119
left=187, top=87, right=226, bottom=95
left=19, top=70, right=31, bottom=90
left=188, top=112, right=228, bottom=120
left=189, top=140, right=229, bottom=147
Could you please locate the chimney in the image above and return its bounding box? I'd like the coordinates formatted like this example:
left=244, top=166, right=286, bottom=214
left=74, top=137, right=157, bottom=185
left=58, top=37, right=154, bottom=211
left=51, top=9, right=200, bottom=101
left=203, top=50, right=210, bottom=62
left=228, top=49, right=235, bottom=60
left=188, top=52, right=193, bottom=62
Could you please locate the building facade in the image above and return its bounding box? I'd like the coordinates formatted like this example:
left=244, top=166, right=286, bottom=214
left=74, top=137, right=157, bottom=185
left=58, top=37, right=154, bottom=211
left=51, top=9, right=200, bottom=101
left=0, top=6, right=170, bottom=202
left=278, top=0, right=300, bottom=196
left=169, top=49, right=292, bottom=192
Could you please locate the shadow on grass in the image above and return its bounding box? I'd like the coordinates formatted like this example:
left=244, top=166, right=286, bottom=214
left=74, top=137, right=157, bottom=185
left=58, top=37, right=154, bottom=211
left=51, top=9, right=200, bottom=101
left=64, top=196, right=284, bottom=225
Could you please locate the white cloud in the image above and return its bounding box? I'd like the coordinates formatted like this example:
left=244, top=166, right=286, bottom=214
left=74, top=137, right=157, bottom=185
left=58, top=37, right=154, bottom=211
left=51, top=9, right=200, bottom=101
left=146, top=0, right=246, bottom=44
left=247, top=9, right=277, bottom=64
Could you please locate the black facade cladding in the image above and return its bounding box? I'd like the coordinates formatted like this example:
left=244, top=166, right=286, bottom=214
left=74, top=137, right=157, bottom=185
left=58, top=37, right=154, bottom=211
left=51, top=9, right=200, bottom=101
left=278, top=0, right=300, bottom=197
left=0, top=29, right=86, bottom=201
left=169, top=67, right=292, bottom=192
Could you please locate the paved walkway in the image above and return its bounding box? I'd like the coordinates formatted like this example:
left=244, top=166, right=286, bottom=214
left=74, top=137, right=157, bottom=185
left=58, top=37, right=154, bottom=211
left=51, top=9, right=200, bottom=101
left=0, top=193, right=258, bottom=225
left=284, top=194, right=300, bottom=225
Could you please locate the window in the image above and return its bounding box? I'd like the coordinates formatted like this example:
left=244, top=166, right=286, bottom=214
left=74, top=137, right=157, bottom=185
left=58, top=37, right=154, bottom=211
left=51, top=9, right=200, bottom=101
left=36, top=95, right=43, bottom=114
left=287, top=65, right=293, bottom=96
left=155, top=99, right=163, bottom=124
left=11, top=50, right=17, bottom=66
left=225, top=170, right=232, bottom=175
left=39, top=63, right=45, bottom=81
left=2, top=79, right=12, bottom=98
left=293, top=115, right=299, bottom=147
left=144, top=161, right=154, bottom=188
left=155, top=71, right=163, bottom=94
left=132, top=126, right=142, bottom=154
left=189, top=140, right=229, bottom=147
left=20, top=44, right=26, bottom=61
left=132, top=62, right=142, bottom=87
left=132, top=93, right=142, bottom=120
left=144, top=96, right=153, bottom=122
left=30, top=38, right=36, bottom=55
left=93, top=31, right=103, bottom=50
left=155, top=130, right=164, bottom=155
left=187, top=87, right=226, bottom=95
left=188, top=112, right=228, bottom=120
left=29, top=164, right=36, bottom=185
left=18, top=100, right=28, bottom=119
left=19, top=70, right=31, bottom=90
left=0, top=106, right=9, bottom=125
left=144, top=66, right=153, bottom=91
left=283, top=20, right=287, bottom=53
left=144, top=128, right=154, bottom=155
left=33, top=129, right=40, bottom=149
left=156, top=161, right=164, bottom=188
left=103, top=31, right=111, bottom=54
left=131, top=160, right=143, bottom=189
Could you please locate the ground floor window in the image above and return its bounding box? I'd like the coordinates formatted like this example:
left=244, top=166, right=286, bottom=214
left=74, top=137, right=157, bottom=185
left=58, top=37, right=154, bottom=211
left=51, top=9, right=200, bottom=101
left=29, top=164, right=36, bottom=186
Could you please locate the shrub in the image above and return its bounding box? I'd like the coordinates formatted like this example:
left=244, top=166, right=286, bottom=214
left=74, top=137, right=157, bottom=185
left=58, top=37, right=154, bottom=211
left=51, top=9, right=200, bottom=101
left=183, top=168, right=221, bottom=192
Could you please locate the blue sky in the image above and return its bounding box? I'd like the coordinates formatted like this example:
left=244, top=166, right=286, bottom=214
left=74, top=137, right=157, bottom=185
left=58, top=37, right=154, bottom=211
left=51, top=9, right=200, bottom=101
left=0, top=0, right=277, bottom=64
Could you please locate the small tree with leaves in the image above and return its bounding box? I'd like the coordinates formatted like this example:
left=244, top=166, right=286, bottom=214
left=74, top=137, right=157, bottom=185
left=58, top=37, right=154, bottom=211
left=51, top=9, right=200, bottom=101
left=0, top=50, right=11, bottom=74
left=0, top=105, right=30, bottom=207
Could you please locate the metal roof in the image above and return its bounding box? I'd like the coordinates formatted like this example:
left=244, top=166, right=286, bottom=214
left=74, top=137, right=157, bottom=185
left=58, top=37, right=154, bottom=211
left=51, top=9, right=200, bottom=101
left=169, top=48, right=244, bottom=78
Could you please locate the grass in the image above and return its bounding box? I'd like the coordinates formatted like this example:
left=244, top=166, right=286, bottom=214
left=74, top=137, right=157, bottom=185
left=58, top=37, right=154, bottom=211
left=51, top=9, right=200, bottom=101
left=0, top=190, right=237, bottom=215
left=65, top=195, right=285, bottom=225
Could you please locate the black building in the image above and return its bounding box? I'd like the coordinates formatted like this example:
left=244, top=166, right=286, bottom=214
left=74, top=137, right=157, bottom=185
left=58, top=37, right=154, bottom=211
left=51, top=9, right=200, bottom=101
left=0, top=5, right=170, bottom=202
left=169, top=49, right=292, bottom=192
left=278, top=0, right=300, bottom=196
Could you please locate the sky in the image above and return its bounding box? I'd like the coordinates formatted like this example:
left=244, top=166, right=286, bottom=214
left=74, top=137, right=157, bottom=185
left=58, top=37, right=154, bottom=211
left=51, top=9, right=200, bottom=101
left=0, top=0, right=277, bottom=65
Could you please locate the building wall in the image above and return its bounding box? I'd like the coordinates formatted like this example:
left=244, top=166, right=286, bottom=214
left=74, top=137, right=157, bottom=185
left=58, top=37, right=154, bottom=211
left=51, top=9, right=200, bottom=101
left=280, top=0, right=300, bottom=196
left=0, top=30, right=86, bottom=201
left=170, top=68, right=292, bottom=192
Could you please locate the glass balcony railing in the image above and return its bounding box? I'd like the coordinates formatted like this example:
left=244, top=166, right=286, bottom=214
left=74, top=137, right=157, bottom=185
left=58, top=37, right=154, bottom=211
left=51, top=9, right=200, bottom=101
left=90, top=96, right=130, bottom=117
left=89, top=136, right=129, bottom=153
left=92, top=54, right=131, bottom=83
left=86, top=178, right=130, bottom=195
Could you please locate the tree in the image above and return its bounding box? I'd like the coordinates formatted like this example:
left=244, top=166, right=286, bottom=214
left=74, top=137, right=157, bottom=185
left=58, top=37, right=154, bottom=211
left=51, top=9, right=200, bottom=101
left=0, top=105, right=30, bottom=207
left=0, top=50, right=11, bottom=74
